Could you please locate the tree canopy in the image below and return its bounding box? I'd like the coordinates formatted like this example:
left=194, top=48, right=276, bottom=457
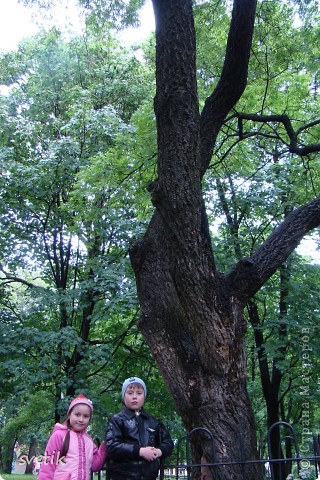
left=0, top=1, right=319, bottom=479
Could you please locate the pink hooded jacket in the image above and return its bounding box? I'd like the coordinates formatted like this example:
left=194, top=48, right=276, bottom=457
left=37, top=423, right=107, bottom=480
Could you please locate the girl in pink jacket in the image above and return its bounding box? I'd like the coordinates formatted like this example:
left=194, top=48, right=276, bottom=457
left=38, top=394, right=107, bottom=480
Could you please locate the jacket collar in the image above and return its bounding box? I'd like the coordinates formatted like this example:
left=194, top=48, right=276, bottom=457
left=122, top=406, right=147, bottom=419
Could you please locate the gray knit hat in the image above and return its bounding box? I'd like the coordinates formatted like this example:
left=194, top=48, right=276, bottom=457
left=121, top=377, right=147, bottom=400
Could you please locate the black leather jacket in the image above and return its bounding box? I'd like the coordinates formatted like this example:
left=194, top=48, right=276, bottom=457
left=105, top=407, right=174, bottom=480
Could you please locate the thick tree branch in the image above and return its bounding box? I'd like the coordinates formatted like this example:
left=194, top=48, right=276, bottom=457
left=200, top=0, right=258, bottom=176
left=0, top=264, right=42, bottom=290
left=151, top=0, right=201, bottom=221
left=226, top=195, right=320, bottom=303
left=236, top=112, right=320, bottom=155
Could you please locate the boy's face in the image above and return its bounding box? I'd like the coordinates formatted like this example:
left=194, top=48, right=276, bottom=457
left=124, top=383, right=145, bottom=411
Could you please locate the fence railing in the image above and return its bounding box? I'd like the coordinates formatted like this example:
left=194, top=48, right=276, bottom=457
left=94, top=421, right=320, bottom=480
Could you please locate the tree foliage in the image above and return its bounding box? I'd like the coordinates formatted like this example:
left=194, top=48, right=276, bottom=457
left=0, top=1, right=320, bottom=479
left=0, top=25, right=173, bottom=470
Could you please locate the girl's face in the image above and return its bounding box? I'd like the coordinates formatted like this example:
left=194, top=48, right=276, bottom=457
left=69, top=404, right=91, bottom=432
left=124, top=383, right=145, bottom=411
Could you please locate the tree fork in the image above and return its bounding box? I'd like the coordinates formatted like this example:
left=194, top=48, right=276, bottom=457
left=129, top=1, right=280, bottom=479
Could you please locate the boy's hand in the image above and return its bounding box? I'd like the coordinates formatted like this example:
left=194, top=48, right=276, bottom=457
left=139, top=447, right=162, bottom=462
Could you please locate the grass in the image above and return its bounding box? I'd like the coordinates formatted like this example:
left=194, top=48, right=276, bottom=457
left=1, top=475, right=35, bottom=480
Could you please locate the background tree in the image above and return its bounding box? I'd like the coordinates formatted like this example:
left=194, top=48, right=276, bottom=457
left=0, top=26, right=178, bottom=471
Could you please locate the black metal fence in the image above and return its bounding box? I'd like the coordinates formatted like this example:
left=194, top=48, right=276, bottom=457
left=169, top=422, right=320, bottom=480
left=94, top=421, right=320, bottom=480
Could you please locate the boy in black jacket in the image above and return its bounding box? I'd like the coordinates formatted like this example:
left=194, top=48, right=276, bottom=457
left=105, top=377, right=174, bottom=480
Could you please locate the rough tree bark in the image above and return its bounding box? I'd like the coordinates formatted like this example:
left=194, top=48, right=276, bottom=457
left=129, top=1, right=320, bottom=479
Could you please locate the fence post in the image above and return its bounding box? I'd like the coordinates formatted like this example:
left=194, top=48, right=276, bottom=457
left=267, top=421, right=300, bottom=480
left=313, top=434, right=320, bottom=477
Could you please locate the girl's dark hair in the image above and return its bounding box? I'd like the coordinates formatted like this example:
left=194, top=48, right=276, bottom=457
left=61, top=430, right=70, bottom=458
left=60, top=413, right=72, bottom=458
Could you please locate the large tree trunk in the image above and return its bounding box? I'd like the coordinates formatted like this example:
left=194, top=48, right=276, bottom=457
left=130, top=2, right=261, bottom=479
left=130, top=209, right=262, bottom=479
left=130, top=1, right=320, bottom=479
